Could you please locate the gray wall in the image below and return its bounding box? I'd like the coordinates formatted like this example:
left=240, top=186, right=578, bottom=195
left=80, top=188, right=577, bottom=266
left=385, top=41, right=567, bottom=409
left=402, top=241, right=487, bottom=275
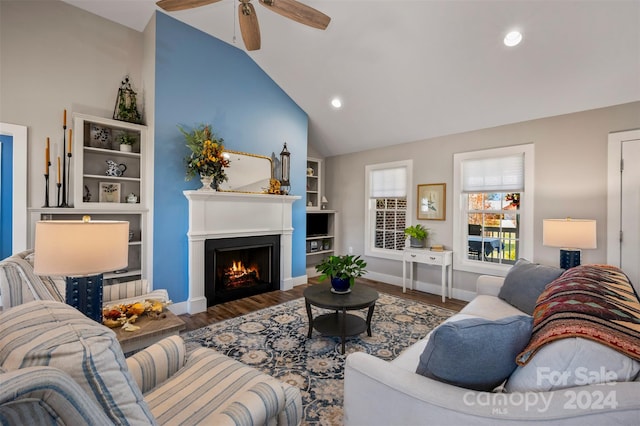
left=0, top=0, right=146, bottom=211
left=324, top=102, right=640, bottom=297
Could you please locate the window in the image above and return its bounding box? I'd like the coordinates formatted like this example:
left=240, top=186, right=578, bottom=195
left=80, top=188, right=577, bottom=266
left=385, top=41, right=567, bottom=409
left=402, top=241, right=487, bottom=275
left=365, top=160, right=412, bottom=260
left=453, top=145, right=534, bottom=275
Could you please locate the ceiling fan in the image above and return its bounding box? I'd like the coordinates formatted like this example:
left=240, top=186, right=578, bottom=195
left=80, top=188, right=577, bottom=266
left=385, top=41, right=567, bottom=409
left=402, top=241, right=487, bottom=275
left=156, top=0, right=331, bottom=51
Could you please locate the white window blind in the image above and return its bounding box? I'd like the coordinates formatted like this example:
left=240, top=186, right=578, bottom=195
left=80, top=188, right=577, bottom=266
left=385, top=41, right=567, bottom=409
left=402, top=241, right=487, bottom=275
left=462, top=154, right=524, bottom=192
left=370, top=167, right=407, bottom=198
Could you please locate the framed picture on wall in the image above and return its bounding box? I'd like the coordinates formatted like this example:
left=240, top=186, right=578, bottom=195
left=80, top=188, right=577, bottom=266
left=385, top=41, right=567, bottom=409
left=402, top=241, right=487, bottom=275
left=99, top=182, right=121, bottom=203
left=417, top=183, right=446, bottom=220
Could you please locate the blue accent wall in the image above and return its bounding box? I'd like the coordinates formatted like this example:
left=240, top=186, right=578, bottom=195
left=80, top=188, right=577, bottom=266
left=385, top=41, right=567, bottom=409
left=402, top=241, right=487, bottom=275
left=154, top=12, right=308, bottom=303
left=0, top=135, right=13, bottom=259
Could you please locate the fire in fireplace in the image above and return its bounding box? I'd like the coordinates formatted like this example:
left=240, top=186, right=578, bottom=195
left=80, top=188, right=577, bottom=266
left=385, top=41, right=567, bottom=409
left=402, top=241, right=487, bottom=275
left=205, top=235, right=280, bottom=306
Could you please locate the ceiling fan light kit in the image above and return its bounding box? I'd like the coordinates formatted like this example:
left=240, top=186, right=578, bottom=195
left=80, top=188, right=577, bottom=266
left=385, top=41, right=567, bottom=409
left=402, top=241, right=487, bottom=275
left=157, top=0, right=331, bottom=51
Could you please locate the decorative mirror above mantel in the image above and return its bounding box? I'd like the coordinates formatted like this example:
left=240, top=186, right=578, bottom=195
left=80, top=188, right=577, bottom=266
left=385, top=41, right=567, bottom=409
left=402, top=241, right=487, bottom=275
left=218, top=150, right=273, bottom=193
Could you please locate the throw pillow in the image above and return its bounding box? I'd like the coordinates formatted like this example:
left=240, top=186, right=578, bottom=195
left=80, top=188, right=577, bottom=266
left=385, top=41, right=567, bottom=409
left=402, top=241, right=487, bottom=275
left=415, top=315, right=533, bottom=391
left=498, top=258, right=563, bottom=314
left=506, top=337, right=640, bottom=392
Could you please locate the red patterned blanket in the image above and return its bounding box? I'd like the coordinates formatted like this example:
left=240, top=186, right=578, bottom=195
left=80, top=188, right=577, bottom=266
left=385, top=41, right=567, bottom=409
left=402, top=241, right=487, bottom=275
left=517, top=264, right=640, bottom=365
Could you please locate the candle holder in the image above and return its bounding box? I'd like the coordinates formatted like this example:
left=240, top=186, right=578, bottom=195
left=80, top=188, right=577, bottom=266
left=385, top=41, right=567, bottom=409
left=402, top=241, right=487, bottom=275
left=56, top=182, right=62, bottom=207
left=42, top=172, right=50, bottom=208
left=60, top=124, right=69, bottom=207
left=65, top=151, right=72, bottom=207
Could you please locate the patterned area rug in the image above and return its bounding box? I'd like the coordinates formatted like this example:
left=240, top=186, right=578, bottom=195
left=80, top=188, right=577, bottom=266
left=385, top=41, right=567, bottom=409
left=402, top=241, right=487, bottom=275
left=182, top=292, right=456, bottom=425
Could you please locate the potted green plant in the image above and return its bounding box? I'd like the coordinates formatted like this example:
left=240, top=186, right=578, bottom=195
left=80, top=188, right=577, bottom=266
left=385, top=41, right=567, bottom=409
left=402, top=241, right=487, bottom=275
left=117, top=132, right=135, bottom=152
left=404, top=224, right=429, bottom=248
left=315, top=254, right=367, bottom=294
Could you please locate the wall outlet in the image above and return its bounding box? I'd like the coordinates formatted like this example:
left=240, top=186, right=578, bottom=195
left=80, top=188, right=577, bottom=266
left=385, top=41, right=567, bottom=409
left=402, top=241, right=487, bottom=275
left=348, top=246, right=353, bottom=254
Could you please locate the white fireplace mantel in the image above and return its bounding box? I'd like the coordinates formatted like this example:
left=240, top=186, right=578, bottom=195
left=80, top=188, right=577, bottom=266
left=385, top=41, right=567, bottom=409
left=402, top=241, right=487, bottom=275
left=184, top=190, right=300, bottom=314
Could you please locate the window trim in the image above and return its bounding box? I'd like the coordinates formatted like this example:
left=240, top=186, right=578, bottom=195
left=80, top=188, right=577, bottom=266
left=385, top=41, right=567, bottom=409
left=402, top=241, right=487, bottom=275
left=364, top=159, right=413, bottom=261
left=453, top=144, right=534, bottom=276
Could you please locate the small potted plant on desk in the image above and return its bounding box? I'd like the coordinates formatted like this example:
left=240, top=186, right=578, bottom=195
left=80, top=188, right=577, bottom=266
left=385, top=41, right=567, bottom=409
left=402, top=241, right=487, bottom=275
left=315, top=254, right=368, bottom=294
left=404, top=224, right=429, bottom=248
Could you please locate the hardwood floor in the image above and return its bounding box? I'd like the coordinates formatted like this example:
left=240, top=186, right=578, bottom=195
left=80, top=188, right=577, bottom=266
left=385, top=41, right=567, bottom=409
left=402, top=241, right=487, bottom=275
left=178, top=277, right=468, bottom=332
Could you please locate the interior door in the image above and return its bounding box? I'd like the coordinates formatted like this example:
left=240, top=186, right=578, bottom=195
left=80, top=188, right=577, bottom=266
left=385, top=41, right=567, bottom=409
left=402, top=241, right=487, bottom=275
left=621, top=139, right=640, bottom=290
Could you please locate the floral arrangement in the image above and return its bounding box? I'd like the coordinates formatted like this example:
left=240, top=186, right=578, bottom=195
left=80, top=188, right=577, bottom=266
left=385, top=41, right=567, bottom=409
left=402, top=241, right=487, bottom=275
left=180, top=124, right=230, bottom=187
left=102, top=299, right=170, bottom=331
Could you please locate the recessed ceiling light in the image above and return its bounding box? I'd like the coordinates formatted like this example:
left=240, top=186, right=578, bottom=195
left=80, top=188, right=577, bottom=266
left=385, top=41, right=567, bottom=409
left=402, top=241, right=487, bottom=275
left=504, top=30, right=523, bottom=47
left=331, top=97, right=342, bottom=109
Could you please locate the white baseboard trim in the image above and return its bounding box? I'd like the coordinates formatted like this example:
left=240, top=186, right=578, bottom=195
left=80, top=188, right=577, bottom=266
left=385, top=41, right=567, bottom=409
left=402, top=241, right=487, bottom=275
left=365, top=271, right=476, bottom=302
left=168, top=301, right=188, bottom=315
left=292, top=274, right=308, bottom=287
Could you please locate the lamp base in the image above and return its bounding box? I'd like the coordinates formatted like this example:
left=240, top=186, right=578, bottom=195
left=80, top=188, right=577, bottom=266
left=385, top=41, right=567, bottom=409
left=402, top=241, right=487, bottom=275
left=560, top=249, right=581, bottom=270
left=65, top=274, right=103, bottom=322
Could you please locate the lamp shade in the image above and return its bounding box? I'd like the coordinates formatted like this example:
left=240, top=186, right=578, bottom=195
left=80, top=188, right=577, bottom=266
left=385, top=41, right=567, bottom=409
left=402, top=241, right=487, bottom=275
left=543, top=219, right=597, bottom=249
left=34, top=220, right=129, bottom=277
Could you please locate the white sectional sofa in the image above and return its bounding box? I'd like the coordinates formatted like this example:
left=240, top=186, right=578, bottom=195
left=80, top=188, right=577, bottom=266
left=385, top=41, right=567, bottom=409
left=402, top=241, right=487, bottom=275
left=344, top=271, right=640, bottom=425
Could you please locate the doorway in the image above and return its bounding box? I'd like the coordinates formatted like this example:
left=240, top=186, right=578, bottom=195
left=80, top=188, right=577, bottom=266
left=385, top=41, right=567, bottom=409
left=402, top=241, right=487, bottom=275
left=607, top=129, right=640, bottom=295
left=0, top=123, right=27, bottom=257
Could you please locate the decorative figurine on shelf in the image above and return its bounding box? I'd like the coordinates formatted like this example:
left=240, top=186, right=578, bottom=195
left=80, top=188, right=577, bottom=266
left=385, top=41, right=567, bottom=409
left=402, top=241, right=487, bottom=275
left=113, top=76, right=143, bottom=124
left=126, top=193, right=138, bottom=204
left=83, top=185, right=91, bottom=202
left=106, top=160, right=127, bottom=177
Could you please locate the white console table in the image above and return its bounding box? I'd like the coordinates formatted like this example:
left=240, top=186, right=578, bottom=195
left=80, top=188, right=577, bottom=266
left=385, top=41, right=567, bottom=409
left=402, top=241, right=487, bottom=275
left=402, top=248, right=453, bottom=302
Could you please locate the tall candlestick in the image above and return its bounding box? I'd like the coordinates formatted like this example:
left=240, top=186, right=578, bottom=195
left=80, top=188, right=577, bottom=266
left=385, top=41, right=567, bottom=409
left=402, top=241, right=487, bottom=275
left=57, top=156, right=61, bottom=184
left=63, top=109, right=67, bottom=128
left=68, top=128, right=72, bottom=152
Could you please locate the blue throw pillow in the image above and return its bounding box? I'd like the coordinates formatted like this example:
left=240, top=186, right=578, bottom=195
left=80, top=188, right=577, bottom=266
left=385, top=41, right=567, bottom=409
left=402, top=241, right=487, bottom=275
left=498, top=258, right=564, bottom=315
left=416, top=315, right=533, bottom=391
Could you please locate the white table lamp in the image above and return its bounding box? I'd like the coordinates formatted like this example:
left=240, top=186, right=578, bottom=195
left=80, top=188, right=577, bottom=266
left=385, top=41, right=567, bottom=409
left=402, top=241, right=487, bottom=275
left=34, top=217, right=129, bottom=321
left=543, top=218, right=596, bottom=269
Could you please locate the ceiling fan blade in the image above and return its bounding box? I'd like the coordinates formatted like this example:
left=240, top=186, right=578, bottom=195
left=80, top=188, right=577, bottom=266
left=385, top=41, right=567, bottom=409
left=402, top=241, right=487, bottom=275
left=258, top=0, right=330, bottom=30
left=156, top=0, right=223, bottom=12
left=238, top=2, right=261, bottom=51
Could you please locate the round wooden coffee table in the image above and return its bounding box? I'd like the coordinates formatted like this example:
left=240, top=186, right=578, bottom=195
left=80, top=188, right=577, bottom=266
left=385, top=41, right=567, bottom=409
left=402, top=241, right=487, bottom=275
left=303, top=283, right=379, bottom=354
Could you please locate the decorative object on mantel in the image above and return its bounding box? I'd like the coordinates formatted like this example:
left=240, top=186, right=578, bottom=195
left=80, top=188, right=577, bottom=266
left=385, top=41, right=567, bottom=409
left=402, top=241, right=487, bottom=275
left=279, top=142, right=291, bottom=194
left=267, top=178, right=281, bottom=194
left=112, top=76, right=143, bottom=124
left=315, top=254, right=368, bottom=294
left=180, top=123, right=230, bottom=191
left=321, top=195, right=328, bottom=209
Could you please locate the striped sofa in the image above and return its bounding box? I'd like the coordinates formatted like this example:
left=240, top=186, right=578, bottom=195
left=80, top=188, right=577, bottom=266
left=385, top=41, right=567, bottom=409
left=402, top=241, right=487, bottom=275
left=0, top=249, right=169, bottom=310
left=0, top=300, right=302, bottom=426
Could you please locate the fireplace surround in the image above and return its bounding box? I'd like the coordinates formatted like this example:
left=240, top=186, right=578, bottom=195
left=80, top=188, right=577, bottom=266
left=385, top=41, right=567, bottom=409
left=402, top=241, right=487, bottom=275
left=184, top=190, right=300, bottom=314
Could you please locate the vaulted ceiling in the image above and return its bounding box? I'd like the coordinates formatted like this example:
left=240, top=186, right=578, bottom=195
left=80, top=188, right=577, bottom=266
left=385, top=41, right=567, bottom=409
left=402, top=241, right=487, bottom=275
left=64, top=0, right=640, bottom=157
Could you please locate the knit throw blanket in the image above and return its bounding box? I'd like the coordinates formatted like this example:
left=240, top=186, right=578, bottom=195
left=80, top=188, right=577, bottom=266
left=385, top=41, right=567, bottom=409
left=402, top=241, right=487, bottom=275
left=517, top=264, right=640, bottom=365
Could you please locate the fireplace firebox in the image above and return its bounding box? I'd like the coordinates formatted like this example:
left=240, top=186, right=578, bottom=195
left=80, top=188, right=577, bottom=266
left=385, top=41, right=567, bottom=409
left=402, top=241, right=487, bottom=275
left=205, top=235, right=280, bottom=306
